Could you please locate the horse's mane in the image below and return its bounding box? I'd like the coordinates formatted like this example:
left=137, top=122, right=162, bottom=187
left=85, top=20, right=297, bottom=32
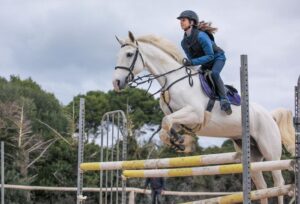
left=133, top=35, right=184, bottom=64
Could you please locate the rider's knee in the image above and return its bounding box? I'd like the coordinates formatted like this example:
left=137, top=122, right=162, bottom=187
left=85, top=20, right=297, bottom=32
left=211, top=71, right=220, bottom=79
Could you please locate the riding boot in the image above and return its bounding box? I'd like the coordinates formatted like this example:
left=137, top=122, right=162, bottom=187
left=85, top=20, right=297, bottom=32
left=211, top=72, right=232, bottom=115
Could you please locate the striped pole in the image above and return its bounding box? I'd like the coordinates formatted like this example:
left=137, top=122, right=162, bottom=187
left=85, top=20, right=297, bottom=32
left=80, top=152, right=241, bottom=171
left=180, top=184, right=294, bottom=204
left=122, top=160, right=293, bottom=178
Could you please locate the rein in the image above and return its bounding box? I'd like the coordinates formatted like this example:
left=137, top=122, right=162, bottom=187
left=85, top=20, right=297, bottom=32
left=129, top=65, right=200, bottom=96
left=114, top=42, right=200, bottom=141
left=114, top=42, right=200, bottom=96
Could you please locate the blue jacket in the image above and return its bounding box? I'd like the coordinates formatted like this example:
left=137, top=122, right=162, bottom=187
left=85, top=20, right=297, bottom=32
left=181, top=29, right=226, bottom=66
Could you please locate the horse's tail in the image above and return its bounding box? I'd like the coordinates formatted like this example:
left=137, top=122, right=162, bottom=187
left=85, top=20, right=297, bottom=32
left=271, top=108, right=295, bottom=156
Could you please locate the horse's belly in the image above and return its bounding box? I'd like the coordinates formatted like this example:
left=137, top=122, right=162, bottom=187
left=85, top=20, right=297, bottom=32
left=197, top=125, right=241, bottom=138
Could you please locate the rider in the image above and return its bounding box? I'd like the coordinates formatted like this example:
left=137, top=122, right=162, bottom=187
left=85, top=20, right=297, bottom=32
left=177, top=10, right=232, bottom=115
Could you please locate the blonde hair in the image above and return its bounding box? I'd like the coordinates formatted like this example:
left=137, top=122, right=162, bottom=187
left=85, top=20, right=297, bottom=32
left=197, top=21, right=218, bottom=34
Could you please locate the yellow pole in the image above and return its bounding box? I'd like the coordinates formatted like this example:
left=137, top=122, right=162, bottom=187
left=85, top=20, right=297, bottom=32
left=80, top=152, right=241, bottom=171
left=122, top=160, right=293, bottom=178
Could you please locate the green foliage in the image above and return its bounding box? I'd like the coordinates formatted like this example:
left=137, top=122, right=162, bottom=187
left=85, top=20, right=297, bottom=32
left=0, top=76, right=72, bottom=203
left=0, top=76, right=295, bottom=203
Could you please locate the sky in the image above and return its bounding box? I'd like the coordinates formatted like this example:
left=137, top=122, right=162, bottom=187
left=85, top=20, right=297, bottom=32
left=90, top=124, right=226, bottom=149
left=1, top=0, right=299, bottom=113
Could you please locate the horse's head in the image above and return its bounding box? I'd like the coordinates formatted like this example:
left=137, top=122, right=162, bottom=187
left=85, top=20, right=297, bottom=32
left=113, top=31, right=145, bottom=91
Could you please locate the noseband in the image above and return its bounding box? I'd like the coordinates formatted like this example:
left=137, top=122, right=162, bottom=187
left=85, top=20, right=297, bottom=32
left=114, top=43, right=145, bottom=83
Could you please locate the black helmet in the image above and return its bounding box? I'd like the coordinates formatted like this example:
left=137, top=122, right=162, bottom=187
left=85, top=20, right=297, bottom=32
left=177, top=10, right=199, bottom=25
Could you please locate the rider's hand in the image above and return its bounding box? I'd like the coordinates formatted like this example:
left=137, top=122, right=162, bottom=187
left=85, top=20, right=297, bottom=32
left=182, top=58, right=193, bottom=66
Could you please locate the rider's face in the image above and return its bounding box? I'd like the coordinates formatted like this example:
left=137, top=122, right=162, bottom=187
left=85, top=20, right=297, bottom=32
left=180, top=18, right=191, bottom=30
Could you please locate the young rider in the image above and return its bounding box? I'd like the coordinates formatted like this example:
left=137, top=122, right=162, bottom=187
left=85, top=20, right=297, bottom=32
left=177, top=10, right=232, bottom=115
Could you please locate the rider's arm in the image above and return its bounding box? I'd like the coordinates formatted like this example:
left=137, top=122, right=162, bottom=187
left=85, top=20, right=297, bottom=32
left=191, top=32, right=214, bottom=65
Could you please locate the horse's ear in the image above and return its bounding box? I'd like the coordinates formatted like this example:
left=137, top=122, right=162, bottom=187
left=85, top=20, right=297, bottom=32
left=115, top=35, right=124, bottom=46
left=128, top=31, right=135, bottom=43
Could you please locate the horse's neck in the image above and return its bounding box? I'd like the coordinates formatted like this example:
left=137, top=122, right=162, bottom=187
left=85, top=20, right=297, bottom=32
left=140, top=43, right=185, bottom=87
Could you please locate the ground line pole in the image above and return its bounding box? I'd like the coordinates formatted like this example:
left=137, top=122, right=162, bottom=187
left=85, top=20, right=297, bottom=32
left=240, top=55, right=251, bottom=203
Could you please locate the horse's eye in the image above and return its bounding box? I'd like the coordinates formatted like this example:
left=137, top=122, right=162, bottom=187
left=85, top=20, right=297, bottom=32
left=126, top=53, right=134, bottom=57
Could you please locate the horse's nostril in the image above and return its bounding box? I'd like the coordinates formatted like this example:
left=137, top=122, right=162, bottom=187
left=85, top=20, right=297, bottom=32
left=116, top=80, right=120, bottom=86
left=113, top=79, right=121, bottom=91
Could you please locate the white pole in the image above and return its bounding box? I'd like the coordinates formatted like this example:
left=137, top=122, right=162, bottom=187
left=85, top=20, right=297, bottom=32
left=80, top=152, right=241, bottom=171
left=122, top=159, right=293, bottom=178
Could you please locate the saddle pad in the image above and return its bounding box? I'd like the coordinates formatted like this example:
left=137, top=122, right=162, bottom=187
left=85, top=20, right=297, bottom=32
left=199, top=73, right=241, bottom=106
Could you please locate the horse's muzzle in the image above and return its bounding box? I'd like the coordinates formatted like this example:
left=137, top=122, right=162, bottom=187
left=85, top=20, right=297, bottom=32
left=113, top=79, right=121, bottom=92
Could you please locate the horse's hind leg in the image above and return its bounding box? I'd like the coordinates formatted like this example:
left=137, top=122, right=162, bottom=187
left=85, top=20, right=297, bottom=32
left=271, top=170, right=285, bottom=204
left=251, top=171, right=268, bottom=204
left=251, top=155, right=268, bottom=204
left=252, top=135, right=284, bottom=204
left=251, top=144, right=284, bottom=204
left=233, top=138, right=269, bottom=204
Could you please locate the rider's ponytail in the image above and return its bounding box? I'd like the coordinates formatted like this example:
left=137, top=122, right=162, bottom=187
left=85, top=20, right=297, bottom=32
left=197, top=21, right=218, bottom=35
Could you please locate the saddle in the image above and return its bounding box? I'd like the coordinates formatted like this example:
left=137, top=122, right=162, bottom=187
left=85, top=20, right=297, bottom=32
left=199, top=70, right=241, bottom=112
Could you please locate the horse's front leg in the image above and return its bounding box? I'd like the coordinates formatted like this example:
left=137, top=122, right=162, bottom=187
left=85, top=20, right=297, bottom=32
left=161, top=105, right=203, bottom=132
left=159, top=105, right=204, bottom=151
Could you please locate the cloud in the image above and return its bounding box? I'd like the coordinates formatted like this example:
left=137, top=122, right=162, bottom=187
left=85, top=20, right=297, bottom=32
left=0, top=0, right=299, bottom=112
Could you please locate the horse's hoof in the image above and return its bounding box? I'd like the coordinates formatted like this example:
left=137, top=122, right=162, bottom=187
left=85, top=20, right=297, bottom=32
left=170, top=139, right=185, bottom=152
left=176, top=144, right=185, bottom=151
left=178, top=137, right=184, bottom=144
left=171, top=144, right=185, bottom=152
left=169, top=128, right=184, bottom=143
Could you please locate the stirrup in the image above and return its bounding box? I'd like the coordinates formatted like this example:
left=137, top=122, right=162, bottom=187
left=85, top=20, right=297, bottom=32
left=220, top=99, right=232, bottom=115
left=224, top=106, right=232, bottom=115
left=221, top=102, right=232, bottom=115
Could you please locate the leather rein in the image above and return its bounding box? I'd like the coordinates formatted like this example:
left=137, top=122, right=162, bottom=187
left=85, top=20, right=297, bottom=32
left=114, top=43, right=199, bottom=96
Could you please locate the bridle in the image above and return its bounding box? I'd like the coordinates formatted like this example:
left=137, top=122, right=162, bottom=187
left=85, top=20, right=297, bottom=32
left=114, top=43, right=145, bottom=83
left=114, top=41, right=200, bottom=97
left=114, top=41, right=202, bottom=147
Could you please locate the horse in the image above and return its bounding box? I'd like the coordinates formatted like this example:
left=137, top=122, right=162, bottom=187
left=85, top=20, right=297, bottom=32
left=112, top=31, right=295, bottom=204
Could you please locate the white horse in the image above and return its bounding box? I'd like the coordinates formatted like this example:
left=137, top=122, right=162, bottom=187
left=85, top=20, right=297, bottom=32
left=112, top=31, right=295, bottom=204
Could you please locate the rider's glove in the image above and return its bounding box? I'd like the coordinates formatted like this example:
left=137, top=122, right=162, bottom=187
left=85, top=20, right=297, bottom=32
left=182, top=58, right=193, bottom=66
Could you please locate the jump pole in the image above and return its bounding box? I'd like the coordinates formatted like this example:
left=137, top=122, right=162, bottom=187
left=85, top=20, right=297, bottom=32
left=180, top=184, right=294, bottom=204
left=122, top=159, right=293, bottom=178
left=80, top=152, right=241, bottom=171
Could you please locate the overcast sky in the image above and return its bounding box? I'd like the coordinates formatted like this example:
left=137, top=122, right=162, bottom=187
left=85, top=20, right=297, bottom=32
left=1, top=0, right=299, bottom=113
